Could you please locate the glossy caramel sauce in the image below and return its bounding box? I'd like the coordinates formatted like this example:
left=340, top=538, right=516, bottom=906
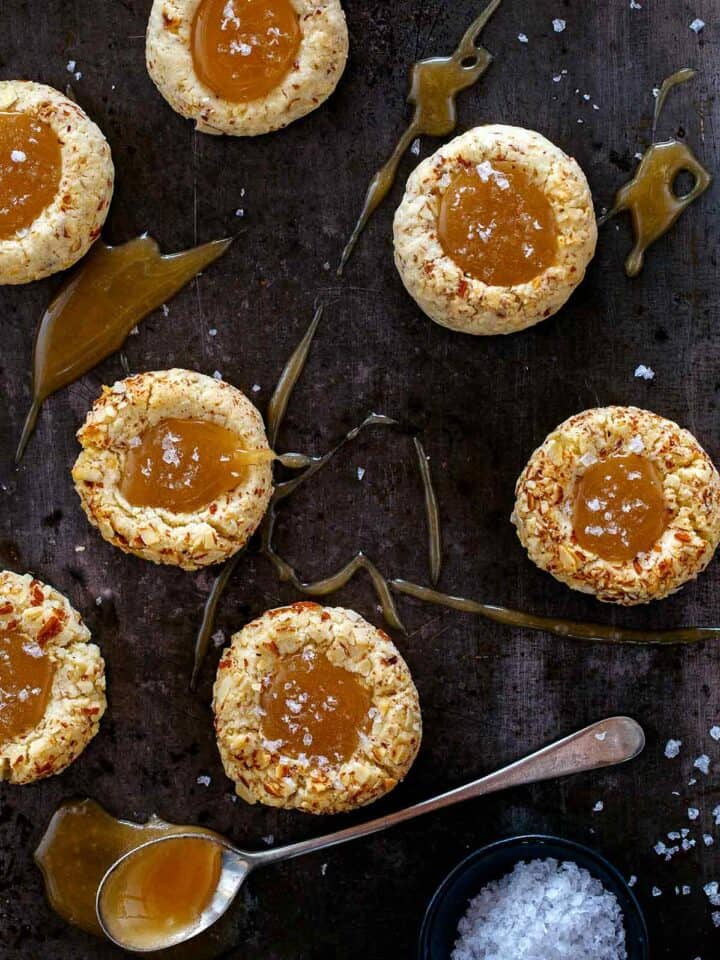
left=120, top=417, right=271, bottom=512
left=0, top=112, right=62, bottom=240
left=437, top=160, right=557, bottom=285
left=0, top=626, right=54, bottom=745
left=101, top=835, right=222, bottom=950
left=601, top=68, right=711, bottom=277
left=338, top=0, right=502, bottom=272
left=16, top=236, right=233, bottom=464
left=573, top=454, right=667, bottom=563
left=261, top=648, right=372, bottom=763
left=35, top=799, right=222, bottom=939
left=192, top=0, right=301, bottom=103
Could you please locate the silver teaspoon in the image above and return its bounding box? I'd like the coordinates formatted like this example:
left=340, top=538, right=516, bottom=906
left=96, top=715, right=644, bottom=952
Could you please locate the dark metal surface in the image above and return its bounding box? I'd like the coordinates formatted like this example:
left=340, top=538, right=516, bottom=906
left=1, top=1, right=719, bottom=957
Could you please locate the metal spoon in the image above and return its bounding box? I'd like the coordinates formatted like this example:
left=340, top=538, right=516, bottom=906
left=96, top=716, right=644, bottom=952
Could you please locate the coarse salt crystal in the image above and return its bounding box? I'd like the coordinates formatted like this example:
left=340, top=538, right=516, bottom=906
left=213, top=370, right=223, bottom=380
left=652, top=886, right=662, bottom=897
left=627, top=435, right=645, bottom=454
left=628, top=875, right=637, bottom=887
left=593, top=800, right=604, bottom=812
left=705, top=881, right=719, bottom=898
left=66, top=60, right=76, bottom=72
left=713, top=912, right=720, bottom=928
left=689, top=18, right=705, bottom=33
left=595, top=731, right=607, bottom=741
left=196, top=775, right=211, bottom=786
left=694, top=754, right=711, bottom=775
left=451, top=858, right=626, bottom=960
left=664, top=739, right=681, bottom=758
left=10, top=150, right=26, bottom=163
left=209, top=328, right=217, bottom=336
left=410, top=138, right=420, bottom=155
left=703, top=834, right=714, bottom=846
left=357, top=467, right=365, bottom=480
left=252, top=383, right=261, bottom=392
left=630, top=0, right=641, bottom=8
left=710, top=725, right=720, bottom=741
left=688, top=807, right=700, bottom=821
left=552, top=18, right=566, bottom=32
left=713, top=804, right=720, bottom=825
left=634, top=364, right=655, bottom=380
left=261, top=834, right=274, bottom=845
left=162, top=303, right=169, bottom=316
left=517, top=33, right=528, bottom=43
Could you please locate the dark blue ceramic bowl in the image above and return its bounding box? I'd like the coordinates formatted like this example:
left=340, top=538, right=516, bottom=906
left=418, top=835, right=649, bottom=960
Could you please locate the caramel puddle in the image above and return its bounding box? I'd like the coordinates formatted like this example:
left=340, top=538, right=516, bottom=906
left=600, top=68, right=711, bottom=276
left=34, top=798, right=225, bottom=956
left=16, top=235, right=233, bottom=463
left=338, top=0, right=502, bottom=273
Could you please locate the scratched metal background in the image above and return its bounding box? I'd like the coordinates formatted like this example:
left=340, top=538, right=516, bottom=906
left=1, top=1, right=720, bottom=957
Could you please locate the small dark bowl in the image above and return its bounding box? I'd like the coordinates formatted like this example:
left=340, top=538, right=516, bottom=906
left=418, top=835, right=649, bottom=960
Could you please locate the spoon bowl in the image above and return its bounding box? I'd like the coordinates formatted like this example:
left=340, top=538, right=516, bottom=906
left=96, top=716, right=644, bottom=953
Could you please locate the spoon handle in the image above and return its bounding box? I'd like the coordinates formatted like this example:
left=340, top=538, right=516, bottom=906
left=253, top=717, right=644, bottom=868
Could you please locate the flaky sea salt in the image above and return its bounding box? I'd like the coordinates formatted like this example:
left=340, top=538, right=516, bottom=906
left=634, top=364, right=655, bottom=381
left=452, top=859, right=626, bottom=960
left=552, top=18, right=566, bottom=32
left=689, top=18, right=705, bottom=33
left=664, top=739, right=681, bottom=758
left=694, top=754, right=711, bottom=775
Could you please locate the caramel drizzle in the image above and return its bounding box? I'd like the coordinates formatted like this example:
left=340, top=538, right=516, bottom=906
left=337, top=0, right=501, bottom=274
left=193, top=302, right=720, bottom=684
left=600, top=68, right=712, bottom=277
left=16, top=235, right=233, bottom=463
left=414, top=437, right=442, bottom=585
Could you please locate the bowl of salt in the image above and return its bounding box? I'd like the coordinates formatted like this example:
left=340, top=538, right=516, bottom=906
left=418, top=834, right=649, bottom=960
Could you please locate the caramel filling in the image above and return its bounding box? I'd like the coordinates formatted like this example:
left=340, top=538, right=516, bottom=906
left=0, top=112, right=62, bottom=241
left=437, top=160, right=558, bottom=286
left=0, top=626, right=54, bottom=746
left=573, top=454, right=667, bottom=562
left=191, top=0, right=301, bottom=103
left=101, top=836, right=222, bottom=950
left=261, top=649, right=373, bottom=764
left=120, top=417, right=267, bottom=513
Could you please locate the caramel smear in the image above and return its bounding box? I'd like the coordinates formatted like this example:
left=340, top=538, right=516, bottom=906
left=261, top=648, right=372, bottom=763
left=16, top=235, right=232, bottom=464
left=192, top=0, right=301, bottom=103
left=120, top=417, right=271, bottom=512
left=0, top=626, right=54, bottom=746
left=437, top=160, right=557, bottom=285
left=338, top=0, right=502, bottom=273
left=573, top=454, right=667, bottom=563
left=601, top=68, right=711, bottom=277
left=101, top=835, right=222, bottom=951
left=0, top=112, right=62, bottom=241
left=34, top=799, right=222, bottom=938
